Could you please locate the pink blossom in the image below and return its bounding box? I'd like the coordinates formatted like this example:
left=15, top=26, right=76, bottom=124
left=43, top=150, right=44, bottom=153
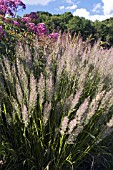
left=0, top=5, right=7, bottom=15
left=48, top=33, right=59, bottom=39
left=21, top=16, right=31, bottom=23
left=35, top=23, right=47, bottom=36
left=14, top=0, right=26, bottom=9
left=25, top=22, right=35, bottom=32
left=28, top=22, right=35, bottom=30
left=13, top=20, right=20, bottom=26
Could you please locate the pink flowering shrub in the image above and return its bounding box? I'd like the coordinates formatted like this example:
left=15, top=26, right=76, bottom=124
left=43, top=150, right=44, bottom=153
left=0, top=0, right=59, bottom=59
left=0, top=0, right=58, bottom=39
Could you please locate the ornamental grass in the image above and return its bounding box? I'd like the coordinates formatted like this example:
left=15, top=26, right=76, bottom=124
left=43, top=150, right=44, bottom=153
left=0, top=34, right=113, bottom=170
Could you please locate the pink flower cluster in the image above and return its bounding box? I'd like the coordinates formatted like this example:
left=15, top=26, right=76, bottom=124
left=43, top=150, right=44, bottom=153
left=21, top=15, right=58, bottom=39
left=0, top=0, right=59, bottom=40
left=34, top=23, right=47, bottom=36
left=14, top=20, right=20, bottom=26
left=21, top=16, right=31, bottom=23
left=0, top=0, right=26, bottom=17
left=21, top=14, right=47, bottom=36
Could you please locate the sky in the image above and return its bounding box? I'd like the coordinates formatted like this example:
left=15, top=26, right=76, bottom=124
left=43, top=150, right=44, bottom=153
left=18, top=0, right=113, bottom=21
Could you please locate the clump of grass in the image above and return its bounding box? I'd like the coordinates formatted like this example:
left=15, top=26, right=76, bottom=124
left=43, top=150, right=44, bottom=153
left=0, top=34, right=113, bottom=169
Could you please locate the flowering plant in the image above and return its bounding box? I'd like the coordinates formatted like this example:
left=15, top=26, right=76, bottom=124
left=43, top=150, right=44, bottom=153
left=0, top=0, right=26, bottom=17
left=0, top=0, right=59, bottom=59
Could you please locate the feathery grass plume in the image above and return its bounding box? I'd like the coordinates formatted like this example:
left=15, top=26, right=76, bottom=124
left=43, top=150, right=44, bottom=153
left=1, top=57, right=16, bottom=98
left=43, top=102, right=51, bottom=125
left=68, top=118, right=77, bottom=134
left=99, top=89, right=113, bottom=109
left=45, top=53, right=53, bottom=71
left=15, top=42, right=25, bottom=60
left=11, top=97, right=21, bottom=120
left=95, top=89, right=113, bottom=132
left=70, top=88, right=83, bottom=113
left=97, top=115, right=113, bottom=143
left=38, top=73, right=45, bottom=106
left=22, top=104, right=28, bottom=127
left=16, top=44, right=33, bottom=72
left=1, top=58, right=13, bottom=84
left=15, top=76, right=23, bottom=106
left=16, top=58, right=29, bottom=102
left=99, top=48, right=113, bottom=79
left=56, top=52, right=66, bottom=82
left=75, top=97, right=90, bottom=124
left=63, top=94, right=73, bottom=113
left=67, top=97, right=90, bottom=143
left=107, top=115, right=113, bottom=128
left=28, top=73, right=37, bottom=113
left=86, top=90, right=106, bottom=123
left=60, top=116, right=69, bottom=135
left=45, top=72, right=54, bottom=102
left=0, top=160, right=3, bottom=169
